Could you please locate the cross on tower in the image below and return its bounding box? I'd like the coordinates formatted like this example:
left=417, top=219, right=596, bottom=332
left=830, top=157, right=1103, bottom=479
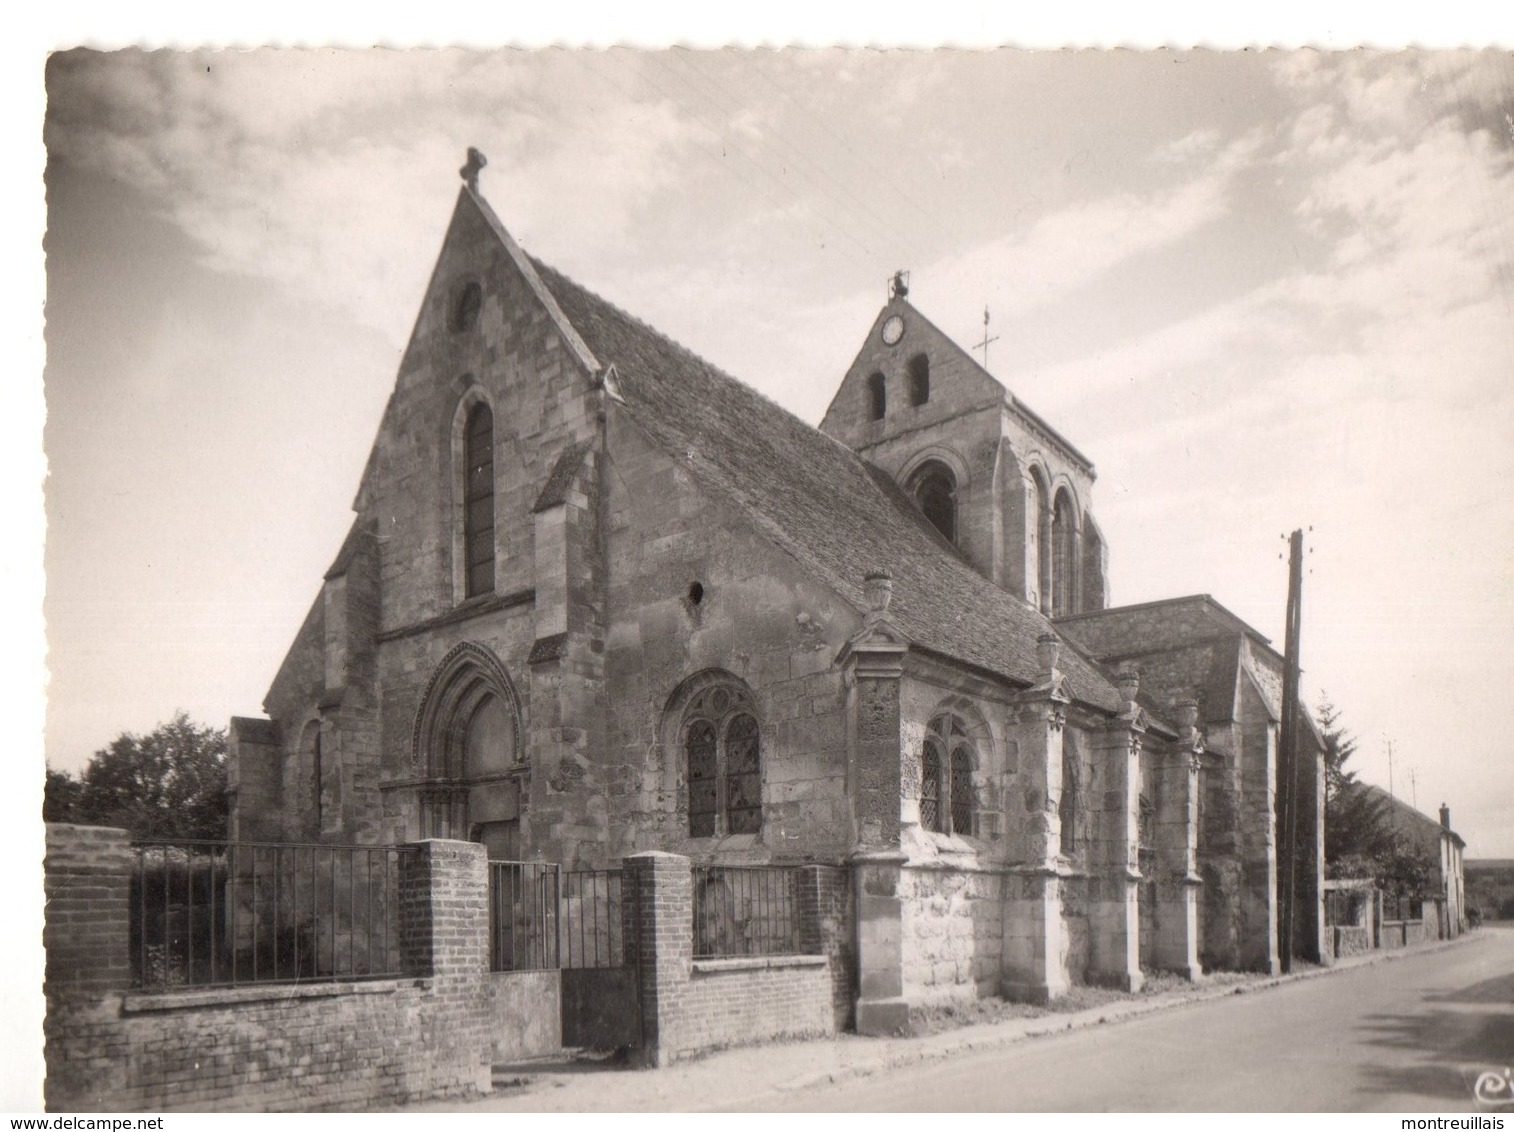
left=460, top=147, right=488, bottom=191
left=973, top=307, right=1000, bottom=370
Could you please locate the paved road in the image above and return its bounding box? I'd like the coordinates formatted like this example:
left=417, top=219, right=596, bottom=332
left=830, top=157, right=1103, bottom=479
left=758, top=927, right=1514, bottom=1112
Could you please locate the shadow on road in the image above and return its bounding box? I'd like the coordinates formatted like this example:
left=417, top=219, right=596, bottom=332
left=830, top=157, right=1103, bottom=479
left=1355, top=966, right=1514, bottom=1109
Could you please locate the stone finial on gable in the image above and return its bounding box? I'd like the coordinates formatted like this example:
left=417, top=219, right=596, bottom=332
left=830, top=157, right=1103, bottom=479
left=1036, top=632, right=1061, bottom=682
left=1177, top=697, right=1201, bottom=748
left=1115, top=663, right=1141, bottom=713
left=460, top=146, right=487, bottom=191
left=863, top=568, right=893, bottom=619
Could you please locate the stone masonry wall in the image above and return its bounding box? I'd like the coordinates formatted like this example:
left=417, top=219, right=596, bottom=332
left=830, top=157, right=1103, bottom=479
left=603, top=412, right=859, bottom=865
left=44, top=827, right=499, bottom=1112
left=898, top=866, right=1004, bottom=1008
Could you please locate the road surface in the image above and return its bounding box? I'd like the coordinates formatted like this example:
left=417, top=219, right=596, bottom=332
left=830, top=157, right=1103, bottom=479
left=757, top=926, right=1514, bottom=1111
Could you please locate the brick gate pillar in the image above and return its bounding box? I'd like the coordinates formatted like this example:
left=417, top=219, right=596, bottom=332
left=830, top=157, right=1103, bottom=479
left=622, top=851, right=693, bottom=1066
left=1090, top=666, right=1145, bottom=992
left=43, top=824, right=136, bottom=1111
left=397, top=838, right=492, bottom=1097
left=1001, top=633, right=1072, bottom=1003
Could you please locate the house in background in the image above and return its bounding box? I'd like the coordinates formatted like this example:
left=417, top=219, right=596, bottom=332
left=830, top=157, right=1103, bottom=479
left=1347, top=784, right=1468, bottom=938
left=228, top=161, right=1327, bottom=1029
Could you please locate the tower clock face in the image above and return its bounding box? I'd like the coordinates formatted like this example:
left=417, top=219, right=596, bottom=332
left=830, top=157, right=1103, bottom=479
left=881, top=315, right=905, bottom=346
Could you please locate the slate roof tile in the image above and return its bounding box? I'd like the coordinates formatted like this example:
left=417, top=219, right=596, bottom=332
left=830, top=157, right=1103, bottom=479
left=531, top=257, right=1122, bottom=714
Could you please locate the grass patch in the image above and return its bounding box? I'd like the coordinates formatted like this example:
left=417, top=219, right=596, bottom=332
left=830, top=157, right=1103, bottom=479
left=908, top=968, right=1266, bottom=1036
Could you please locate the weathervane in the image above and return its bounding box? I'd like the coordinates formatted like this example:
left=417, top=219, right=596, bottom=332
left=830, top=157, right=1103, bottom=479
left=973, top=307, right=999, bottom=370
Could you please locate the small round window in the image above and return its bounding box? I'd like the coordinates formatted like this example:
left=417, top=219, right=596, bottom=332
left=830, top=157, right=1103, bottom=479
left=452, top=281, right=482, bottom=333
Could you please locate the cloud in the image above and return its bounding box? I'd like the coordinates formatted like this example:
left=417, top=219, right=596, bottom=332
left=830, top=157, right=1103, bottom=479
left=46, top=49, right=718, bottom=343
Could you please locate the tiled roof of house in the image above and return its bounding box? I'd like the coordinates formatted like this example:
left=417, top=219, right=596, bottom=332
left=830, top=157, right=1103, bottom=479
left=531, top=257, right=1123, bottom=714
left=1351, top=783, right=1462, bottom=848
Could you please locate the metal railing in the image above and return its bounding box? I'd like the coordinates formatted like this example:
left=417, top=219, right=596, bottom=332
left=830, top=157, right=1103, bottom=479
left=130, top=840, right=410, bottom=991
left=560, top=869, right=625, bottom=968
left=692, top=865, right=802, bottom=959
left=488, top=860, right=560, bottom=971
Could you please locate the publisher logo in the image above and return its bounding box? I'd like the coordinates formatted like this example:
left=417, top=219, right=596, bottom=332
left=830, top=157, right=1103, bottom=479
left=1468, top=1066, right=1514, bottom=1111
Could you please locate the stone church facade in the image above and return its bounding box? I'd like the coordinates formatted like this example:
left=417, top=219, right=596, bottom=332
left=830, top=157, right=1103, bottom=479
left=229, top=170, right=1325, bottom=1031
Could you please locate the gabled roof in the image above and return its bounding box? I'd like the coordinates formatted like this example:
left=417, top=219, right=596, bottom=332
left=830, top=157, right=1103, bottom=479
left=1058, top=593, right=1279, bottom=657
left=528, top=257, right=1122, bottom=714
left=1351, top=782, right=1464, bottom=849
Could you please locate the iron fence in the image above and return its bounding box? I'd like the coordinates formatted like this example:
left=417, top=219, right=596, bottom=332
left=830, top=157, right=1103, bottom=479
left=692, top=865, right=803, bottom=959
left=488, top=860, right=560, bottom=971
left=130, top=840, right=410, bottom=991
left=560, top=869, right=625, bottom=968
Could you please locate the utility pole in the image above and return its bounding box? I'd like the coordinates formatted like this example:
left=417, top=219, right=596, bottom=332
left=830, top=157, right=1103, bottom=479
left=1278, top=529, right=1304, bottom=973
left=1387, top=739, right=1395, bottom=807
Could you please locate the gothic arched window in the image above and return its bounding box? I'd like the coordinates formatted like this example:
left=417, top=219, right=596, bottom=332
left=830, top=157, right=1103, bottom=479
left=1029, top=466, right=1051, bottom=613
left=463, top=401, right=495, bottom=598
left=908, top=354, right=930, bottom=406
left=1052, top=488, right=1078, bottom=617
left=867, top=372, right=887, bottom=420
left=907, top=460, right=957, bottom=545
left=679, top=679, right=762, bottom=837
left=921, top=713, right=976, bottom=836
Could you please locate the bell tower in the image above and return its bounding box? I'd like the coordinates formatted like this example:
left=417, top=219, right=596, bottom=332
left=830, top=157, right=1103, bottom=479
left=820, top=289, right=1107, bottom=616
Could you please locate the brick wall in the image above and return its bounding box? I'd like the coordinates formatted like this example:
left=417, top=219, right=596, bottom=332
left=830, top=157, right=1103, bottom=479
left=622, top=852, right=837, bottom=1066
left=44, top=828, right=502, bottom=1112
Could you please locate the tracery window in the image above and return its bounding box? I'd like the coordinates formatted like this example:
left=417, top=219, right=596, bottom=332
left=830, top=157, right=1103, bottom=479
left=907, top=460, right=957, bottom=545
left=463, top=401, right=495, bottom=598
left=680, top=680, right=762, bottom=837
left=921, top=713, right=976, bottom=836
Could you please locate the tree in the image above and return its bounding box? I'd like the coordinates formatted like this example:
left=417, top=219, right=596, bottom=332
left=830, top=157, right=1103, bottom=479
left=43, top=766, right=83, bottom=823
left=1319, top=695, right=1437, bottom=904
left=1319, top=695, right=1395, bottom=877
left=44, top=712, right=229, bottom=841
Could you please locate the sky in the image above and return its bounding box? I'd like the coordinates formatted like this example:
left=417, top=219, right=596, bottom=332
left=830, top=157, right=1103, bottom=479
left=30, top=40, right=1514, bottom=871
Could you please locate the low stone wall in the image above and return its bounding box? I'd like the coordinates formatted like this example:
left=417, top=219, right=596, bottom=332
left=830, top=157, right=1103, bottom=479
left=898, top=865, right=1002, bottom=1007
left=44, top=825, right=497, bottom=1112
left=1381, top=918, right=1435, bottom=950
left=1333, top=925, right=1372, bottom=958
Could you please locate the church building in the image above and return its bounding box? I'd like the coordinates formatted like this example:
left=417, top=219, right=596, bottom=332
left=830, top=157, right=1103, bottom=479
left=229, top=160, right=1325, bottom=1032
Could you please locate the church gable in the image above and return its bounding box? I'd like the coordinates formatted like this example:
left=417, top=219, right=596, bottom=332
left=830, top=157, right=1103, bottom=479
left=356, top=188, right=606, bottom=631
